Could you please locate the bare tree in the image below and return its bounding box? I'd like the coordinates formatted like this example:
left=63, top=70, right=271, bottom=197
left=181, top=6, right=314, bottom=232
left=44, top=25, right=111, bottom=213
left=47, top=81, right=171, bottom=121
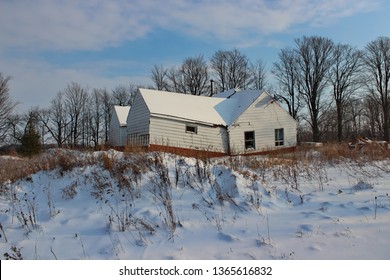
left=180, top=55, right=210, bottom=96
left=328, top=43, right=363, bottom=142
left=90, top=88, right=104, bottom=147
left=163, top=55, right=210, bottom=95
left=40, top=91, right=71, bottom=147
left=6, top=113, right=23, bottom=144
left=226, top=49, right=251, bottom=90
left=64, top=82, right=88, bottom=146
left=113, top=83, right=140, bottom=107
left=272, top=48, right=302, bottom=120
left=362, top=95, right=382, bottom=138
left=210, top=50, right=228, bottom=92
left=112, top=85, right=132, bottom=106
left=151, top=65, right=169, bottom=91
left=0, top=73, right=17, bottom=142
left=101, top=88, right=112, bottom=144
left=344, top=98, right=365, bottom=140
left=294, top=36, right=334, bottom=142
left=210, top=49, right=251, bottom=92
left=363, top=36, right=390, bottom=141
left=249, top=59, right=268, bottom=91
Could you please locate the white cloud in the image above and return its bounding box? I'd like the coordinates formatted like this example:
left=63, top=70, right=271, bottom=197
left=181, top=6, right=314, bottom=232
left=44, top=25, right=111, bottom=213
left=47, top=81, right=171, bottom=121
left=0, top=0, right=379, bottom=52
left=128, top=0, right=380, bottom=43
left=3, top=57, right=150, bottom=112
left=0, top=0, right=381, bottom=113
left=0, top=0, right=151, bottom=51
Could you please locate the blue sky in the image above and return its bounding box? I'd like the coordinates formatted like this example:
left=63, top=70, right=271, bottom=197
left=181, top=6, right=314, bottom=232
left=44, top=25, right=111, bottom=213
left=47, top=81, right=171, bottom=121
left=0, top=0, right=389, bottom=112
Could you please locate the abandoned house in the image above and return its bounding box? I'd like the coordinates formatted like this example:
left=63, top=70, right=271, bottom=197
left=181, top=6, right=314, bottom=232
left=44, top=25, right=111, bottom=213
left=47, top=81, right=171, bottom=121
left=119, top=88, right=296, bottom=156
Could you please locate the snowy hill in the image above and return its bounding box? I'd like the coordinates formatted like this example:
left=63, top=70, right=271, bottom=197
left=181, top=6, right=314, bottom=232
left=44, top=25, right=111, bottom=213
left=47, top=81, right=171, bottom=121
left=1, top=149, right=390, bottom=260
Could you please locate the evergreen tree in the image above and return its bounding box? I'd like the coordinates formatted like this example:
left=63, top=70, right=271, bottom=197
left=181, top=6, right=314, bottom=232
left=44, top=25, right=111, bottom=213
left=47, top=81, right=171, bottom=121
left=19, top=113, right=41, bottom=157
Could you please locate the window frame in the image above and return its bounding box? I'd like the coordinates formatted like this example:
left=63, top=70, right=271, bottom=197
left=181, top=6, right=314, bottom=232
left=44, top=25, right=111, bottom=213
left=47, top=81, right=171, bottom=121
left=275, top=128, right=284, bottom=146
left=185, top=124, right=198, bottom=134
left=244, top=131, right=256, bottom=150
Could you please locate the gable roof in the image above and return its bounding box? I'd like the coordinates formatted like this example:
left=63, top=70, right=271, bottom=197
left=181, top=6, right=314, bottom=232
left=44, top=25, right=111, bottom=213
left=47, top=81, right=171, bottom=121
left=138, top=88, right=273, bottom=126
left=113, top=105, right=130, bottom=126
left=139, top=88, right=227, bottom=126
left=213, top=89, right=262, bottom=125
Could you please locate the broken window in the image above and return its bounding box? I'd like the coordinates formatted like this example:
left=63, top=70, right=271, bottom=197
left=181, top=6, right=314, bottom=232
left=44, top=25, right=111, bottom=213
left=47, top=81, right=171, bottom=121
left=244, top=131, right=255, bottom=150
left=185, top=124, right=197, bottom=134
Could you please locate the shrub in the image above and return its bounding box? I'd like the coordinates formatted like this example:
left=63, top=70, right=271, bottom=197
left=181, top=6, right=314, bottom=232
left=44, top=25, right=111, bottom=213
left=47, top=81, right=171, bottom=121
left=19, top=115, right=42, bottom=157
left=57, top=153, right=78, bottom=173
left=4, top=246, right=23, bottom=260
left=62, top=181, right=78, bottom=199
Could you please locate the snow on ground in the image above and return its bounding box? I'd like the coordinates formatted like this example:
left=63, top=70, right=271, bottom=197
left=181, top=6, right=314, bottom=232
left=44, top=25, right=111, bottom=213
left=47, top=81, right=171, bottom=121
left=0, top=150, right=389, bottom=260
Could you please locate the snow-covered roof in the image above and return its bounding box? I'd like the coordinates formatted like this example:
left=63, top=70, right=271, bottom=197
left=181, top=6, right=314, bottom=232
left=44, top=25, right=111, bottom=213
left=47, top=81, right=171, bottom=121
left=138, top=88, right=268, bottom=126
left=139, top=89, right=227, bottom=125
left=214, top=89, right=263, bottom=125
left=113, top=105, right=130, bottom=126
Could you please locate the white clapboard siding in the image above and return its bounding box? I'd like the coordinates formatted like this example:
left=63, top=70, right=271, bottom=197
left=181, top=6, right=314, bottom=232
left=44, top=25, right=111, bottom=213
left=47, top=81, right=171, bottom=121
left=125, top=88, right=297, bottom=154
left=228, top=92, right=297, bottom=154
left=109, top=124, right=120, bottom=146
left=127, top=93, right=150, bottom=140
left=149, top=117, right=228, bottom=153
left=109, top=124, right=128, bottom=146
left=109, top=106, right=130, bottom=146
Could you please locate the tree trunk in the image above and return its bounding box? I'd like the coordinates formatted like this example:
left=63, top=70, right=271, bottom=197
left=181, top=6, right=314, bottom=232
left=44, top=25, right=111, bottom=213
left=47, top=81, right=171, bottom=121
left=336, top=100, right=343, bottom=142
left=312, top=117, right=320, bottom=142
left=383, top=107, right=390, bottom=142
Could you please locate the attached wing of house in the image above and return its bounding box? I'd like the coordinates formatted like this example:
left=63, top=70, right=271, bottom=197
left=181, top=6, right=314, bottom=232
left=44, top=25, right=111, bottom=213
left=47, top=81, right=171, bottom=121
left=114, top=105, right=131, bottom=127
left=109, top=105, right=130, bottom=146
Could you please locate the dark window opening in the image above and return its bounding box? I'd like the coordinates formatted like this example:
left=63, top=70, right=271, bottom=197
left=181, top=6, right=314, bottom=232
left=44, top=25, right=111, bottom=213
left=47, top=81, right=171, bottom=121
left=245, top=131, right=255, bottom=150
left=275, top=128, right=284, bottom=146
left=186, top=124, right=197, bottom=134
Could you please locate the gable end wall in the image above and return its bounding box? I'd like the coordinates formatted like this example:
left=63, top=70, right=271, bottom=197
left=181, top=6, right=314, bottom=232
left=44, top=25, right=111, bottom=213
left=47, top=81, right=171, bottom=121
left=126, top=93, right=150, bottom=142
left=229, top=99, right=297, bottom=154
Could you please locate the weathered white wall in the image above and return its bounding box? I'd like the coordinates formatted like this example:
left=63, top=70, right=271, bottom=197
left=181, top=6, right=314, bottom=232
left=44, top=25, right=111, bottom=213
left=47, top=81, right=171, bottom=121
left=126, top=93, right=150, bottom=144
left=126, top=90, right=296, bottom=154
left=149, top=116, right=228, bottom=153
left=109, top=118, right=121, bottom=146
left=109, top=114, right=127, bottom=146
left=228, top=93, right=297, bottom=154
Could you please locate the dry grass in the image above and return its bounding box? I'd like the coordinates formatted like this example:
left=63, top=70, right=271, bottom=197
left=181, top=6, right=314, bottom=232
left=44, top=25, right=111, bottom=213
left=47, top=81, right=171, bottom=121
left=0, top=149, right=96, bottom=187
left=1, top=143, right=389, bottom=195
left=148, top=153, right=177, bottom=239
left=295, top=142, right=390, bottom=163
left=123, top=145, right=148, bottom=155
left=0, top=154, right=56, bottom=188
left=226, top=142, right=389, bottom=193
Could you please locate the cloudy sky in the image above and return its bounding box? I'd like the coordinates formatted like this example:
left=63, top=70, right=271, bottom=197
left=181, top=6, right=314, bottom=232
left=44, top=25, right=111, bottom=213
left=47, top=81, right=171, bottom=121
left=0, top=0, right=389, bottom=112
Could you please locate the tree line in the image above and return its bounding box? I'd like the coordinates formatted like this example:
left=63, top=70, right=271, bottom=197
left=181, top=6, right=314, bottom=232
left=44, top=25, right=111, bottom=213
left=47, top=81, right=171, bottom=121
left=150, top=35, right=390, bottom=144
left=0, top=35, right=389, bottom=154
left=0, top=79, right=142, bottom=154
left=150, top=49, right=267, bottom=95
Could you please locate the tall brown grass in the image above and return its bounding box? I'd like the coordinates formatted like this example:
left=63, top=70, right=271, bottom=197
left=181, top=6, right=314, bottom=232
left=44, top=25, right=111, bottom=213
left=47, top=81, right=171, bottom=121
left=1, top=143, right=388, bottom=194
left=0, top=149, right=95, bottom=186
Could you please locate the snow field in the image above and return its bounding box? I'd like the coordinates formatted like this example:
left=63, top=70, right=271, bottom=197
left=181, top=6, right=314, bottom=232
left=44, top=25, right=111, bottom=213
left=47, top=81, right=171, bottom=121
left=1, top=150, right=389, bottom=260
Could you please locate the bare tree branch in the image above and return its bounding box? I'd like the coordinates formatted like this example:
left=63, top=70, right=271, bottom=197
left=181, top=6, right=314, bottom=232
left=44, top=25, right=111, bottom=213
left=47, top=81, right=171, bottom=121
left=363, top=36, right=390, bottom=141
left=0, top=73, right=18, bottom=142
left=294, top=36, right=334, bottom=142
